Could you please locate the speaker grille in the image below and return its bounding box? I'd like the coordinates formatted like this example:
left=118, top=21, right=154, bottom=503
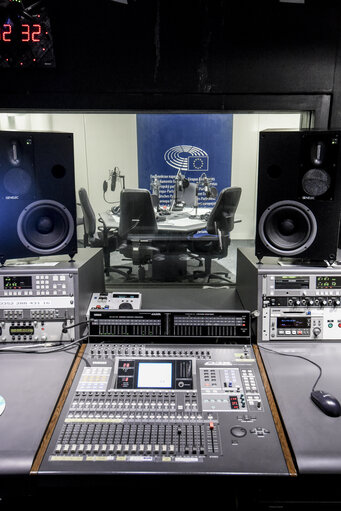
left=17, top=200, right=75, bottom=255
left=302, top=168, right=331, bottom=197
left=258, top=200, right=317, bottom=256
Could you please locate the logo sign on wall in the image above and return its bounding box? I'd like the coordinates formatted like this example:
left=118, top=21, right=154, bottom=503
left=137, top=114, right=233, bottom=208
left=164, top=145, right=209, bottom=173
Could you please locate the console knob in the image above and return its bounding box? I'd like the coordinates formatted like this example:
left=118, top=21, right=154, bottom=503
left=230, top=426, right=247, bottom=438
left=313, top=327, right=321, bottom=337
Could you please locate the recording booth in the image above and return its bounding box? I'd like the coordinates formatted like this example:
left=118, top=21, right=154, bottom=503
left=2, top=1, right=341, bottom=509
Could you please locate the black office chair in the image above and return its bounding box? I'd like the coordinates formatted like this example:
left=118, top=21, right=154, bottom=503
left=117, top=188, right=161, bottom=280
left=78, top=187, right=132, bottom=278
left=177, top=181, right=197, bottom=208
left=188, top=186, right=242, bottom=282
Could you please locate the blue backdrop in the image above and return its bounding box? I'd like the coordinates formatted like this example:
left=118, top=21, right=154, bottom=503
left=137, top=114, right=233, bottom=208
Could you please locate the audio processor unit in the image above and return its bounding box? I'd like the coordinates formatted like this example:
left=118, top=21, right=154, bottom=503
left=34, top=343, right=292, bottom=476
left=0, top=248, right=104, bottom=343
left=237, top=247, right=341, bottom=342
left=87, top=293, right=250, bottom=341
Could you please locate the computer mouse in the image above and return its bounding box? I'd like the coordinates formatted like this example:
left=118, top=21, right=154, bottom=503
left=310, top=390, right=341, bottom=417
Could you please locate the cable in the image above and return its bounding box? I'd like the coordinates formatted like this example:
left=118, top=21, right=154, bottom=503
left=31, top=336, right=89, bottom=354
left=62, top=320, right=89, bottom=334
left=258, top=344, right=323, bottom=392
left=0, top=337, right=85, bottom=354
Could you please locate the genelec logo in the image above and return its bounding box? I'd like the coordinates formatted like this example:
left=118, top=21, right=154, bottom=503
left=164, top=145, right=209, bottom=172
left=5, top=196, right=19, bottom=200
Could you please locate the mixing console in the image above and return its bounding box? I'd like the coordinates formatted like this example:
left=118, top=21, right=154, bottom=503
left=36, top=343, right=292, bottom=476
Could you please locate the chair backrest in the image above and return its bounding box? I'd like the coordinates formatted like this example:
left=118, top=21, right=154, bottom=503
left=118, top=188, right=158, bottom=238
left=78, top=187, right=97, bottom=237
left=206, top=187, right=242, bottom=234
left=178, top=182, right=197, bottom=207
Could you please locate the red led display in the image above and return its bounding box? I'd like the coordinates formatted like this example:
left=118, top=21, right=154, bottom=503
left=0, top=1, right=55, bottom=68
left=0, top=23, right=42, bottom=42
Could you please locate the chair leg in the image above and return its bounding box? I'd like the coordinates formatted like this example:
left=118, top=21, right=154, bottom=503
left=108, top=266, right=133, bottom=279
left=207, top=272, right=233, bottom=284
left=138, top=265, right=146, bottom=281
left=103, top=249, right=111, bottom=276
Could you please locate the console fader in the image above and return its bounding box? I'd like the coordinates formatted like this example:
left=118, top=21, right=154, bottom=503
left=36, top=343, right=292, bottom=476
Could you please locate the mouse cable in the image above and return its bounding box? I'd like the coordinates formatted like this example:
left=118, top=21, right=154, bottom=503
left=258, top=345, right=322, bottom=392
left=0, top=335, right=89, bottom=355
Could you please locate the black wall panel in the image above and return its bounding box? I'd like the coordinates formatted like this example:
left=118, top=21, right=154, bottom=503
left=0, top=1, right=340, bottom=113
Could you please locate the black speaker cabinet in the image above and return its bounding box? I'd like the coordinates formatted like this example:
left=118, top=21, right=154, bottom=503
left=0, top=131, right=77, bottom=264
left=256, top=129, right=341, bottom=262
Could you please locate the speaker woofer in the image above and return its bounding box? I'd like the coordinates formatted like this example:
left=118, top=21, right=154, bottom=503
left=258, top=200, right=317, bottom=256
left=17, top=200, right=75, bottom=255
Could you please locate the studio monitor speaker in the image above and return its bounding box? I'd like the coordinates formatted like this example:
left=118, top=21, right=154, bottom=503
left=255, top=129, right=341, bottom=262
left=0, top=131, right=77, bottom=264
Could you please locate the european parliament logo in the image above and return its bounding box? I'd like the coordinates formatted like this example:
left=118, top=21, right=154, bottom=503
left=164, top=145, right=209, bottom=172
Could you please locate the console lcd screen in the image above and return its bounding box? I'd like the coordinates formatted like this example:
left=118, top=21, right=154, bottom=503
left=137, top=362, right=172, bottom=389
left=4, top=276, right=32, bottom=289
left=275, top=276, right=309, bottom=289
left=277, top=317, right=310, bottom=328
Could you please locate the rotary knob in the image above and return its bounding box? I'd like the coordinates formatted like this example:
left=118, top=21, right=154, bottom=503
left=230, top=426, right=247, bottom=438
left=313, top=327, right=321, bottom=338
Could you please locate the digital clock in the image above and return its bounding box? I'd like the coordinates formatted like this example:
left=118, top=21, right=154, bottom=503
left=0, top=0, right=55, bottom=68
left=0, top=22, right=42, bottom=42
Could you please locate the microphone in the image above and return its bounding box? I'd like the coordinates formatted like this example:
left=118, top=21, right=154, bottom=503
left=177, top=171, right=184, bottom=191
left=203, top=177, right=210, bottom=197
left=111, top=168, right=118, bottom=191
left=201, top=173, right=217, bottom=198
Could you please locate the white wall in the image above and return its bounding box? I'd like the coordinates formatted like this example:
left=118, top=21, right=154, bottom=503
left=50, top=113, right=138, bottom=216
left=0, top=111, right=301, bottom=240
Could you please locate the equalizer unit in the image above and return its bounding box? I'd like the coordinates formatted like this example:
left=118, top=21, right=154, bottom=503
left=87, top=292, right=250, bottom=341
left=34, top=342, right=293, bottom=476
